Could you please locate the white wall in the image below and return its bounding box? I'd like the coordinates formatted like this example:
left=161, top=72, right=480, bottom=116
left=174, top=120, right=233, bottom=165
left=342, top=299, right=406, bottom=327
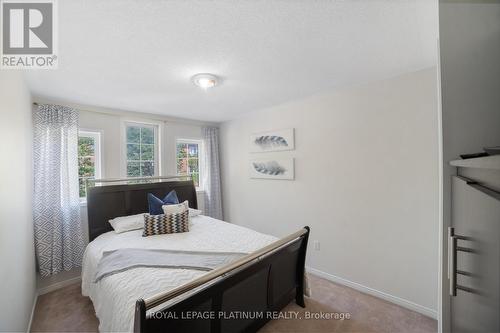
left=438, top=2, right=500, bottom=331
left=0, top=72, right=37, bottom=331
left=35, top=101, right=213, bottom=290
left=220, top=68, right=439, bottom=315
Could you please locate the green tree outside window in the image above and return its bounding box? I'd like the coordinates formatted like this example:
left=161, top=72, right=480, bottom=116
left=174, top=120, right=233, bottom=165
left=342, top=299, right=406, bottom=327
left=176, top=141, right=201, bottom=187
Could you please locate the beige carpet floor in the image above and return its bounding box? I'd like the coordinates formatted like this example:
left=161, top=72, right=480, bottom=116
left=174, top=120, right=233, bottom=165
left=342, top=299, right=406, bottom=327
left=30, top=274, right=437, bottom=332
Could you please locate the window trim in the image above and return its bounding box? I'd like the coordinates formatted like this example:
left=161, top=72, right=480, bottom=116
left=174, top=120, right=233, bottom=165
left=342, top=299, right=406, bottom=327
left=78, top=130, right=102, bottom=203
left=122, top=120, right=161, bottom=178
left=176, top=138, right=204, bottom=191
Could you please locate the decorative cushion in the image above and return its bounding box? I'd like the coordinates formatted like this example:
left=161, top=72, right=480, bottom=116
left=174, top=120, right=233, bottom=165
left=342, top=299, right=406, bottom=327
left=147, top=190, right=179, bottom=215
left=189, top=208, right=202, bottom=217
left=162, top=200, right=189, bottom=215
left=142, top=210, right=189, bottom=236
left=163, top=201, right=203, bottom=220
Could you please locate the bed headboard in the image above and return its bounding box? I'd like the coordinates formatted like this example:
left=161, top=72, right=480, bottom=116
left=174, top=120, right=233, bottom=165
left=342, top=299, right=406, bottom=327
left=86, top=180, right=198, bottom=242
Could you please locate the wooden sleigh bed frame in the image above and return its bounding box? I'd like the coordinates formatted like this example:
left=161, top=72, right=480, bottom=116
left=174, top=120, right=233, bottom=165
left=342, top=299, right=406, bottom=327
left=86, top=176, right=310, bottom=333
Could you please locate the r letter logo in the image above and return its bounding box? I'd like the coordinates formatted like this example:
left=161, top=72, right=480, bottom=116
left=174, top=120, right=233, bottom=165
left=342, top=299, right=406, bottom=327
left=1, top=0, right=58, bottom=69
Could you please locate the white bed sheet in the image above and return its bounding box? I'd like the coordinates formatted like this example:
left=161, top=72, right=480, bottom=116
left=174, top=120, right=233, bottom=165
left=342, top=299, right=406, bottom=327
left=81, top=215, right=277, bottom=332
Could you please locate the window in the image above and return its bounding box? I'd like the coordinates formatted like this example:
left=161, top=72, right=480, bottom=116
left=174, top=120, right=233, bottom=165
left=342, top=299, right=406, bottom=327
left=176, top=139, right=202, bottom=188
left=125, top=123, right=158, bottom=177
left=78, top=131, right=101, bottom=199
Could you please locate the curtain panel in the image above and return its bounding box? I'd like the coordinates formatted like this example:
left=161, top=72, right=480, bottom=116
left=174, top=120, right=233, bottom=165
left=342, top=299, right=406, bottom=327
left=202, top=127, right=223, bottom=220
left=33, top=104, right=85, bottom=277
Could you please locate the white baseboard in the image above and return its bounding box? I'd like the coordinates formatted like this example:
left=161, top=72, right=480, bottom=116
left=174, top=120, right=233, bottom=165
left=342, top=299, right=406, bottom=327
left=37, top=276, right=81, bottom=296
left=307, top=267, right=438, bottom=320
left=27, top=292, right=38, bottom=333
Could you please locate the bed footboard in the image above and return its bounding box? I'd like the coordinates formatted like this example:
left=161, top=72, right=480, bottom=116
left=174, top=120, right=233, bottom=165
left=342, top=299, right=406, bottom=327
left=134, top=226, right=310, bottom=333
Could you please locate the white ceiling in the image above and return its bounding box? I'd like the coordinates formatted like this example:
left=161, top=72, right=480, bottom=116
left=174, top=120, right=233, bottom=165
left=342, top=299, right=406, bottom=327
left=25, top=0, right=438, bottom=122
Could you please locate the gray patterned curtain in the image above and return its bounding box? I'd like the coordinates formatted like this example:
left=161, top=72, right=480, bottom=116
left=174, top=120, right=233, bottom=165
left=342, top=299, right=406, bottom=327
left=202, top=127, right=223, bottom=220
left=33, top=104, right=85, bottom=277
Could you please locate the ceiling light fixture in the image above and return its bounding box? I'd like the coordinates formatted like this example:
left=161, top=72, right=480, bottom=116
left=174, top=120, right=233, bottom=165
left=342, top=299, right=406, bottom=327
left=192, top=73, right=219, bottom=89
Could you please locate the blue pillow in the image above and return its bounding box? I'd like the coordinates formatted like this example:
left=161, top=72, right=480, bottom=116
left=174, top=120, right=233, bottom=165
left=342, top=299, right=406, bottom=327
left=147, top=190, right=179, bottom=215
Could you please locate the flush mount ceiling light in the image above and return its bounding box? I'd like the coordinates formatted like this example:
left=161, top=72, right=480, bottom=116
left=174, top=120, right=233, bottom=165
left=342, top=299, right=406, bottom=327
left=192, top=73, right=219, bottom=89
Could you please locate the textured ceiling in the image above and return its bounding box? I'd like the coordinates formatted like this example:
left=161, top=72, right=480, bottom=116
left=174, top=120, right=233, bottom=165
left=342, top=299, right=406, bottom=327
left=25, top=0, right=438, bottom=122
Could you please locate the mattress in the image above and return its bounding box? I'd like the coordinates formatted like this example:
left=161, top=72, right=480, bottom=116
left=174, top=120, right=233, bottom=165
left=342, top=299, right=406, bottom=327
left=81, top=215, right=277, bottom=332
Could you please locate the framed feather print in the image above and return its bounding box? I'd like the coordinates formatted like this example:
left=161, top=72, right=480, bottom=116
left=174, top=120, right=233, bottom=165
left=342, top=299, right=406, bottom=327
left=250, top=128, right=295, bottom=153
left=249, top=158, right=294, bottom=180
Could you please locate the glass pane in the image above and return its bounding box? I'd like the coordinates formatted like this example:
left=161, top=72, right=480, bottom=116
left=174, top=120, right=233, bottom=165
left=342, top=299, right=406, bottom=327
left=78, top=157, right=95, bottom=177
left=127, top=162, right=140, bottom=177
left=141, top=162, right=155, bottom=176
left=78, top=137, right=95, bottom=156
left=79, top=178, right=86, bottom=198
left=188, top=158, right=199, bottom=173
left=188, top=144, right=198, bottom=157
left=141, top=144, right=154, bottom=161
left=177, top=158, right=188, bottom=174
left=176, top=143, right=187, bottom=159
left=127, top=144, right=140, bottom=160
left=126, top=126, right=140, bottom=143
left=141, top=127, right=154, bottom=144
left=191, top=172, right=199, bottom=187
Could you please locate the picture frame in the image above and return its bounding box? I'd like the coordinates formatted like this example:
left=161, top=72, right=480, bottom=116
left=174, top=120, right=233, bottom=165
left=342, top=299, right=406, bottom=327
left=249, top=158, right=294, bottom=180
left=250, top=128, right=295, bottom=153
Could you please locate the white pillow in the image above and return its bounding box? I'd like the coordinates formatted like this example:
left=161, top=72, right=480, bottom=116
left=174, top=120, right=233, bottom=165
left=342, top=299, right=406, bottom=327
left=162, top=200, right=189, bottom=215
left=189, top=208, right=202, bottom=217
left=108, top=213, right=144, bottom=233
left=162, top=201, right=203, bottom=218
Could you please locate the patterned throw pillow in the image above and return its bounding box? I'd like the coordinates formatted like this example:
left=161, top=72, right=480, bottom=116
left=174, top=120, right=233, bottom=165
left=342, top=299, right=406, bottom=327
left=142, top=210, right=189, bottom=237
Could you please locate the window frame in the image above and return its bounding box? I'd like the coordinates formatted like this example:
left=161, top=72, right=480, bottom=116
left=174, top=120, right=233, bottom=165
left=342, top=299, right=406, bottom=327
left=78, top=130, right=102, bottom=203
left=122, top=121, right=160, bottom=178
left=175, top=138, right=204, bottom=191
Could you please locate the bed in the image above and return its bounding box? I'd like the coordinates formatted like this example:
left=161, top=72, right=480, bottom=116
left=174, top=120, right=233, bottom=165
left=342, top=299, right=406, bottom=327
left=83, top=177, right=310, bottom=333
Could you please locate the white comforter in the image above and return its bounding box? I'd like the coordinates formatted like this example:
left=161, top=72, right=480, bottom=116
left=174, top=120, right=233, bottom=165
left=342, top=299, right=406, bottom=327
left=81, top=215, right=277, bottom=332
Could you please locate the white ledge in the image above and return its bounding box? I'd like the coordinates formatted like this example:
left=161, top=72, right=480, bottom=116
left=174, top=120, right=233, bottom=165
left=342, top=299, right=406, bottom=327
left=450, top=155, right=500, bottom=170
